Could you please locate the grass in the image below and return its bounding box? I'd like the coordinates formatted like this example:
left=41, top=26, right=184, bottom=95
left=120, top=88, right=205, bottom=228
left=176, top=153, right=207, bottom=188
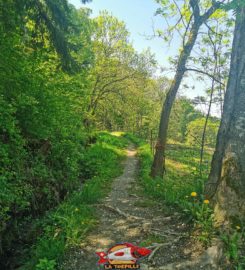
left=139, top=234, right=165, bottom=247
left=136, top=138, right=245, bottom=267
left=137, top=139, right=216, bottom=246
left=19, top=132, right=128, bottom=270
left=19, top=133, right=215, bottom=269
left=137, top=141, right=213, bottom=208
left=221, top=229, right=245, bottom=269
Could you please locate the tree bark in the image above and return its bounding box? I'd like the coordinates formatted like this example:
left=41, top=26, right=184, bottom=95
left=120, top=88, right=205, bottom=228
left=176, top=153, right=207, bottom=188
left=204, top=7, right=244, bottom=199
left=205, top=6, right=245, bottom=225
left=150, top=0, right=221, bottom=178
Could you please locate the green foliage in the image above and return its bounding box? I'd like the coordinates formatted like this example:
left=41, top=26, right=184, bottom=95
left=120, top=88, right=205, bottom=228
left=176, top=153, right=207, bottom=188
left=80, top=132, right=126, bottom=180
left=139, top=234, right=164, bottom=247
left=123, top=132, right=144, bottom=146
left=20, top=132, right=126, bottom=269
left=0, top=0, right=94, bottom=266
left=86, top=11, right=158, bottom=134
left=154, top=0, right=225, bottom=45
left=36, top=258, right=56, bottom=270
left=97, top=132, right=128, bottom=148
left=168, top=98, right=203, bottom=142
left=137, top=140, right=214, bottom=245
left=186, top=118, right=219, bottom=148
left=28, top=203, right=95, bottom=268
left=0, top=0, right=233, bottom=268
left=138, top=142, right=212, bottom=201
left=183, top=194, right=214, bottom=246
left=221, top=228, right=245, bottom=269
left=220, top=222, right=245, bottom=270
left=223, top=232, right=241, bottom=265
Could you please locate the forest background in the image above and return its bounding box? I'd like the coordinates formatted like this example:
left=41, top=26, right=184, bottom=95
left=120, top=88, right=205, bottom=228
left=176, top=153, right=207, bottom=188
left=0, top=0, right=244, bottom=269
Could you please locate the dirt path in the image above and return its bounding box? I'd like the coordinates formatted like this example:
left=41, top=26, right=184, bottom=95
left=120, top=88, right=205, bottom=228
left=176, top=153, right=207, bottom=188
left=61, top=145, right=213, bottom=270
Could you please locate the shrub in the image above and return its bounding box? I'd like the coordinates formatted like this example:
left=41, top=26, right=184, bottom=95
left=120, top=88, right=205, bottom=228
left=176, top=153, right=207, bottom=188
left=20, top=132, right=127, bottom=269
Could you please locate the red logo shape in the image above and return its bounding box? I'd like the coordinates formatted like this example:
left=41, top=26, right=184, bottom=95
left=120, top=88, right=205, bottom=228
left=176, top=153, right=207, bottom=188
left=96, top=242, right=152, bottom=266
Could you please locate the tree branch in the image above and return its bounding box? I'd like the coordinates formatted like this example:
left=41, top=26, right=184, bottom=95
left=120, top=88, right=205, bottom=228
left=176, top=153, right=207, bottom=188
left=185, top=68, right=225, bottom=86
left=201, top=0, right=224, bottom=23
left=189, top=0, right=201, bottom=20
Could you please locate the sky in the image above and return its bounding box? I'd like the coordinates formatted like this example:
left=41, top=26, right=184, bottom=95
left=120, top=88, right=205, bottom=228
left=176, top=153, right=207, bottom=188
left=68, top=0, right=178, bottom=70
left=68, top=0, right=220, bottom=116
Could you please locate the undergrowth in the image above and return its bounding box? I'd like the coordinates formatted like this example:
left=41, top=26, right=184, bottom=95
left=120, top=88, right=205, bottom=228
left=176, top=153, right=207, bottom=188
left=19, top=132, right=128, bottom=270
left=137, top=143, right=212, bottom=204
left=135, top=137, right=245, bottom=268
left=221, top=226, right=245, bottom=269
left=137, top=140, right=215, bottom=246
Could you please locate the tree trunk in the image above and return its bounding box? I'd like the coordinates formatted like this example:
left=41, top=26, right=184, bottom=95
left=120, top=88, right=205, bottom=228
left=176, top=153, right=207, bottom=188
left=150, top=22, right=201, bottom=178
left=204, top=7, right=244, bottom=199
left=205, top=6, right=245, bottom=225
left=150, top=0, right=221, bottom=178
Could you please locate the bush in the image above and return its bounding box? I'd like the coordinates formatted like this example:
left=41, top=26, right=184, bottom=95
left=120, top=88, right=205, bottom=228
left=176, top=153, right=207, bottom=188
left=20, top=132, right=127, bottom=269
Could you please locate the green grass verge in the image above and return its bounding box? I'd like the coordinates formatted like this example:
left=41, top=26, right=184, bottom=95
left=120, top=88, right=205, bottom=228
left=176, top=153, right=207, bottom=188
left=19, top=132, right=128, bottom=270
left=137, top=140, right=216, bottom=246
left=137, top=141, right=212, bottom=209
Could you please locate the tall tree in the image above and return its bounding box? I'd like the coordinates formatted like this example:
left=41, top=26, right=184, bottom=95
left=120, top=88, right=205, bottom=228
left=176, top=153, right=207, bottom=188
left=150, top=0, right=223, bottom=178
left=85, top=12, right=156, bottom=129
left=185, top=13, right=232, bottom=174
left=205, top=2, right=245, bottom=224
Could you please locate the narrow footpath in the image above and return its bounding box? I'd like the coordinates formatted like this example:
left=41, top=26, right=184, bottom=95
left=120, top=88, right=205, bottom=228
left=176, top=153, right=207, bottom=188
left=61, top=145, right=221, bottom=270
